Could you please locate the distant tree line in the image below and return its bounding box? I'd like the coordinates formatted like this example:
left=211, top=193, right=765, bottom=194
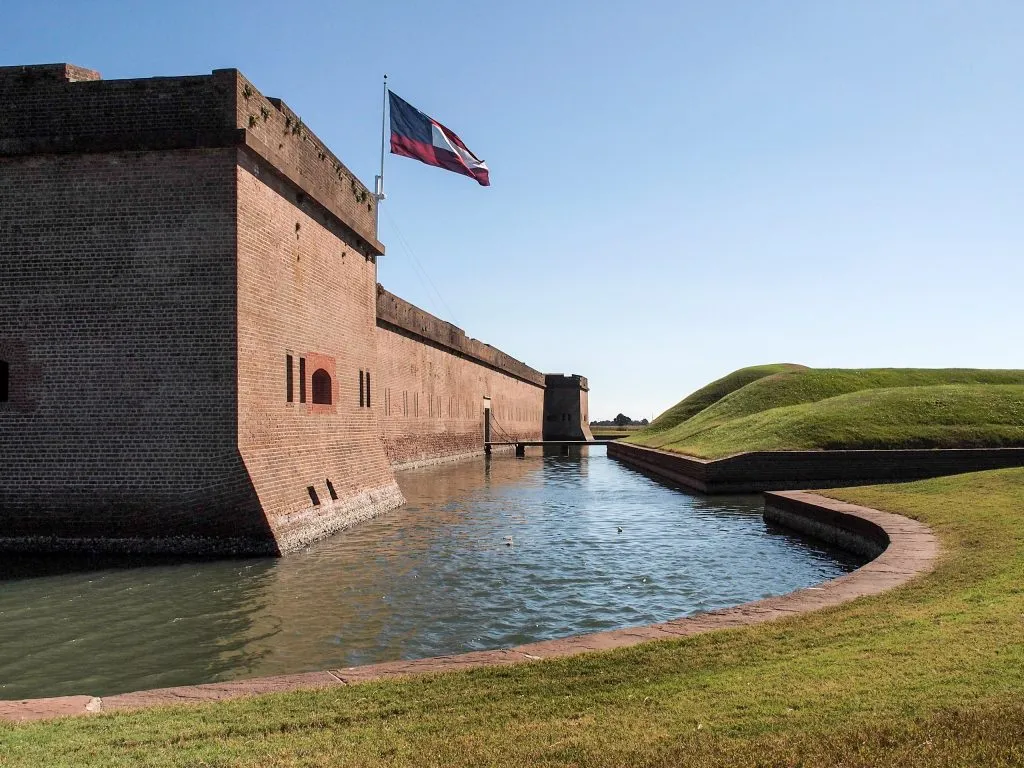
left=590, top=414, right=649, bottom=427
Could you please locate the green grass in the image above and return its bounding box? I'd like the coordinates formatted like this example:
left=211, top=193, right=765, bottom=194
left=3, top=468, right=1024, bottom=766
left=629, top=366, right=1024, bottom=458
left=642, top=363, right=808, bottom=435
left=589, top=425, right=643, bottom=438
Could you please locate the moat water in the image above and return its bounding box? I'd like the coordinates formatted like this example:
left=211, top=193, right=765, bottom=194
left=0, top=448, right=862, bottom=700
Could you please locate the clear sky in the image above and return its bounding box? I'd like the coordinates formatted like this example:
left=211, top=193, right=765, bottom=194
left=4, top=1, right=1023, bottom=421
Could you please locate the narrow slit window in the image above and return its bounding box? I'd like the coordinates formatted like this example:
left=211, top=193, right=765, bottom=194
left=366, top=372, right=371, bottom=407
left=299, top=357, right=306, bottom=403
left=286, top=354, right=294, bottom=402
left=326, top=479, right=339, bottom=501
left=307, top=485, right=320, bottom=506
left=359, top=370, right=365, bottom=407
left=0, top=360, right=8, bottom=403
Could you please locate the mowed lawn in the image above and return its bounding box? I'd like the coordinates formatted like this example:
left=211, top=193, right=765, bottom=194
left=2, top=468, right=1023, bottom=766
left=588, top=426, right=643, bottom=438
left=629, top=366, right=1024, bottom=458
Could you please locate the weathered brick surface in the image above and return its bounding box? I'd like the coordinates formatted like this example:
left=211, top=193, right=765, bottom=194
left=375, top=302, right=544, bottom=466
left=0, top=62, right=566, bottom=554
left=543, top=374, right=593, bottom=441
left=0, top=148, right=272, bottom=547
left=0, top=64, right=233, bottom=144
left=232, top=72, right=379, bottom=252
left=235, top=152, right=402, bottom=551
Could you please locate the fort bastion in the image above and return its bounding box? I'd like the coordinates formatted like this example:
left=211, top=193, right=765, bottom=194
left=0, top=63, right=590, bottom=555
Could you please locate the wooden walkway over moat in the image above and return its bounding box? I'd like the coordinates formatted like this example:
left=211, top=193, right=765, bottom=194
left=485, top=440, right=614, bottom=456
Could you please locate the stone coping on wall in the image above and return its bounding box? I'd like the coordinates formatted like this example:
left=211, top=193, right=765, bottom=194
left=0, top=490, right=938, bottom=722
left=376, top=286, right=546, bottom=388
left=545, top=373, right=589, bottom=391
left=609, top=440, right=1024, bottom=493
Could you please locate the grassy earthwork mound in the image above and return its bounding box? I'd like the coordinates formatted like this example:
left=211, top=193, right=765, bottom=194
left=628, top=366, right=1024, bottom=458
left=3, top=468, right=1024, bottom=765
left=641, top=362, right=809, bottom=435
left=588, top=425, right=643, bottom=439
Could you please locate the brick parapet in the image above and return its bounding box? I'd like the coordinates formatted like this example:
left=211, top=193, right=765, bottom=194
left=0, top=63, right=381, bottom=255
left=0, top=66, right=237, bottom=143
left=376, top=286, right=546, bottom=389
left=0, top=63, right=101, bottom=85
left=545, top=373, right=589, bottom=391
left=231, top=71, right=380, bottom=253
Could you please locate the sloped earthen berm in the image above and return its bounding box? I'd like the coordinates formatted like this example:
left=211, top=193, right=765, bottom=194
left=0, top=471, right=940, bottom=722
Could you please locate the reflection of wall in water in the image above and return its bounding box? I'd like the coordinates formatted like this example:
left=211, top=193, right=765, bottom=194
left=0, top=555, right=278, bottom=699
left=236, top=455, right=544, bottom=670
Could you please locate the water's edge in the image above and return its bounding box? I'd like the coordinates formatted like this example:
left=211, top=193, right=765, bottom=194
left=0, top=490, right=939, bottom=722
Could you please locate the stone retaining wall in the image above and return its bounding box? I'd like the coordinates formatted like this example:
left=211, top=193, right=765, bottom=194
left=609, top=441, right=1024, bottom=493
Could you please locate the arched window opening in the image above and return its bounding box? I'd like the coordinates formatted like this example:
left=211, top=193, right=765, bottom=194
left=311, top=369, right=332, bottom=405
left=0, top=359, right=8, bottom=402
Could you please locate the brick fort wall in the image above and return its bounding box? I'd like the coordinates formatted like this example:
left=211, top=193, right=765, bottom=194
left=0, top=62, right=580, bottom=554
left=235, top=151, right=402, bottom=551
left=543, top=374, right=594, bottom=441
left=0, top=146, right=273, bottom=548
left=376, top=289, right=544, bottom=467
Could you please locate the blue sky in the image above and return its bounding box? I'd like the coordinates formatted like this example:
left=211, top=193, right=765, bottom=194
left=5, top=1, right=1023, bottom=420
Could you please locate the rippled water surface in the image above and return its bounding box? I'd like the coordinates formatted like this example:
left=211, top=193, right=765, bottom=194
left=0, top=449, right=861, bottom=699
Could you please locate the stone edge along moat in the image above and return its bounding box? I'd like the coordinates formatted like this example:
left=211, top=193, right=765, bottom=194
left=609, top=440, right=1024, bottom=492
left=0, top=489, right=939, bottom=722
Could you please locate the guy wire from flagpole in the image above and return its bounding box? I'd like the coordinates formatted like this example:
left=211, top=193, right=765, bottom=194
left=374, top=73, right=388, bottom=229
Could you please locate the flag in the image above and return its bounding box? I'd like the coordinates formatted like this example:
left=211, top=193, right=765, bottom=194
left=388, top=91, right=490, bottom=186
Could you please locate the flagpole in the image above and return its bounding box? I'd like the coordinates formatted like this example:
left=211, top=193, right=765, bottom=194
left=374, top=74, right=388, bottom=230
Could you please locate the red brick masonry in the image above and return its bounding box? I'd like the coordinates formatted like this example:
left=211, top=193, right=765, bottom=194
left=0, top=63, right=578, bottom=554
left=0, top=489, right=939, bottom=722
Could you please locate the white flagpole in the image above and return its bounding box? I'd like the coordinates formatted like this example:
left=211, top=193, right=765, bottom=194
left=374, top=74, right=388, bottom=230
